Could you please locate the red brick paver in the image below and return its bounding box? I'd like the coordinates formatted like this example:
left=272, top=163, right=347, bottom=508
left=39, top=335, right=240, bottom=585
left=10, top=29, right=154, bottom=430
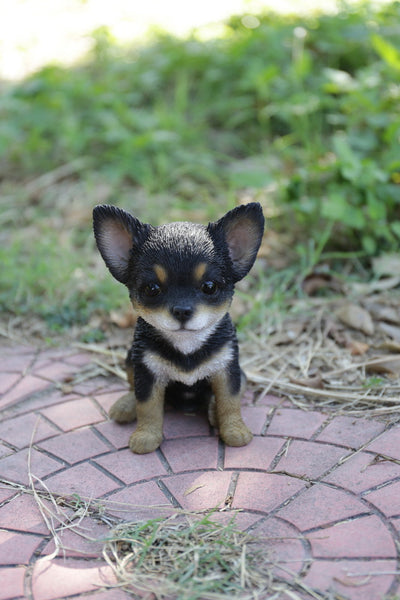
left=303, top=559, right=397, bottom=600
left=0, top=343, right=399, bottom=600
left=278, top=484, right=368, bottom=530
left=308, top=515, right=396, bottom=558
left=37, top=427, right=111, bottom=464
left=0, top=567, right=25, bottom=600
left=31, top=559, right=116, bottom=600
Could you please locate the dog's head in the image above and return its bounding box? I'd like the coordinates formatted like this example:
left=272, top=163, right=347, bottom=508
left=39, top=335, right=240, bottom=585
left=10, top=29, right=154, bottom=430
left=93, top=203, right=264, bottom=340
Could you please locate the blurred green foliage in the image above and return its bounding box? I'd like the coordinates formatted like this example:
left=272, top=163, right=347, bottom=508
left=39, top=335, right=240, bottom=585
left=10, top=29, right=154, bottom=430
left=1, top=2, right=400, bottom=330
left=1, top=4, right=400, bottom=251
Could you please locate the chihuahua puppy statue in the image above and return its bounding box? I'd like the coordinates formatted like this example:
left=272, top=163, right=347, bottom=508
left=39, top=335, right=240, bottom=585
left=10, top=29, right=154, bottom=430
left=93, top=203, right=264, bottom=454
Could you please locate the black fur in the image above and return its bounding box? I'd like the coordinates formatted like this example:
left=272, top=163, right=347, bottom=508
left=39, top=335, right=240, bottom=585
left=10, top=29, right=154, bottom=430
left=127, top=314, right=242, bottom=403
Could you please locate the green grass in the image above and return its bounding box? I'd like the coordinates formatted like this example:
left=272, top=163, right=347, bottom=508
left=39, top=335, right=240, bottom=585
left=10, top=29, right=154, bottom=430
left=0, top=224, right=123, bottom=328
left=104, top=511, right=276, bottom=599
left=1, top=2, right=400, bottom=333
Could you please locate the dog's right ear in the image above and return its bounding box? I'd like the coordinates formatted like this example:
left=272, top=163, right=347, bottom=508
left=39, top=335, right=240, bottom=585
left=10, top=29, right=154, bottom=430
left=93, top=205, right=150, bottom=284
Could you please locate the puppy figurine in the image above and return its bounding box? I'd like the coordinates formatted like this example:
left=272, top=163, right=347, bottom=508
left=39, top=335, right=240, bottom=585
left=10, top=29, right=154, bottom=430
left=93, top=203, right=264, bottom=454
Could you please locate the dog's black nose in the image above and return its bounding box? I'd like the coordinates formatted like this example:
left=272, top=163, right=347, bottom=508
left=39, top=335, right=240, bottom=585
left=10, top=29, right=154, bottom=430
left=171, top=305, right=193, bottom=323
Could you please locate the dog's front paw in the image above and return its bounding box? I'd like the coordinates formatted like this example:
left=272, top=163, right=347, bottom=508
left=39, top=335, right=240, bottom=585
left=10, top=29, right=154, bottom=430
left=129, top=430, right=163, bottom=454
left=109, top=392, right=137, bottom=423
left=220, top=420, right=253, bottom=447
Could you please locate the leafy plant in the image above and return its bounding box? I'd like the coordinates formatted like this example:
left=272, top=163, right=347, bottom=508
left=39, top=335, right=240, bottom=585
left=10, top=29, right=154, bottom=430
left=2, top=2, right=400, bottom=330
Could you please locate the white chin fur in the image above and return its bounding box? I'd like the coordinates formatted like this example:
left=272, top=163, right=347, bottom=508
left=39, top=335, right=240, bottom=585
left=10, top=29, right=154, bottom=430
left=141, top=311, right=222, bottom=353
left=162, top=322, right=219, bottom=354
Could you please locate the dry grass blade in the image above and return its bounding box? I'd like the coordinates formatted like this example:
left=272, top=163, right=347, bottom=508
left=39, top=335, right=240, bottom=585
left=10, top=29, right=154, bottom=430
left=240, top=294, right=400, bottom=417
left=247, top=373, right=395, bottom=404
left=74, top=341, right=126, bottom=361
left=25, top=418, right=124, bottom=559
left=92, top=358, right=127, bottom=381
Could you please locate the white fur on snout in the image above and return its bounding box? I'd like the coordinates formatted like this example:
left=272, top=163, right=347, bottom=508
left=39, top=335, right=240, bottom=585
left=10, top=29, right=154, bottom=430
left=143, top=312, right=181, bottom=333
left=162, top=319, right=219, bottom=354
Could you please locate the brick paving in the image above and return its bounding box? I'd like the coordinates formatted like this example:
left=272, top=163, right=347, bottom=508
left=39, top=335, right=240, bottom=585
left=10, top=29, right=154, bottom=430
left=0, top=343, right=399, bottom=599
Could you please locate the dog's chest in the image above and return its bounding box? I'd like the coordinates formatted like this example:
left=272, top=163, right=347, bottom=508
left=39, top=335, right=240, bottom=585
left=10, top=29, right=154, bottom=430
left=143, top=342, right=234, bottom=386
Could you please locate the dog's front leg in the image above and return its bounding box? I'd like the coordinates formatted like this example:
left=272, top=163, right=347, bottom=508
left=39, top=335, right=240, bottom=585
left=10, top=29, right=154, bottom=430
left=129, top=385, right=165, bottom=454
left=128, top=364, right=165, bottom=454
left=211, top=369, right=252, bottom=447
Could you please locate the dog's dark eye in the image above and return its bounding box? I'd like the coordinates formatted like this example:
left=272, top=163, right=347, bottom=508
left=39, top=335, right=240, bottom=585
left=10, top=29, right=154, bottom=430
left=143, top=283, right=161, bottom=297
left=201, top=281, right=218, bottom=295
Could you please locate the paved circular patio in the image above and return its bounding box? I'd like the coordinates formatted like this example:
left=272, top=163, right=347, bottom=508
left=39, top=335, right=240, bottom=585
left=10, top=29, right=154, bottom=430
left=1, top=343, right=400, bottom=599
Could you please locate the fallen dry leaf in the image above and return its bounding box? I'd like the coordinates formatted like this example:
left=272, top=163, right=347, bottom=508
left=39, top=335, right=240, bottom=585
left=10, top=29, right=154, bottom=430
left=372, top=253, right=400, bottom=277
left=365, top=355, right=400, bottom=377
left=336, top=304, right=374, bottom=336
left=345, top=338, right=370, bottom=356
left=379, top=322, right=400, bottom=344
left=272, top=320, right=306, bottom=345
left=325, top=318, right=348, bottom=347
left=365, top=303, right=400, bottom=325
left=289, top=374, right=325, bottom=389
left=302, top=272, right=342, bottom=296
left=351, top=276, right=400, bottom=295
left=377, top=340, right=400, bottom=353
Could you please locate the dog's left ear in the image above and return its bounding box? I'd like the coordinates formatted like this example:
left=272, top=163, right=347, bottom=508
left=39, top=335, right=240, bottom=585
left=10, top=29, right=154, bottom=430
left=209, top=203, right=264, bottom=282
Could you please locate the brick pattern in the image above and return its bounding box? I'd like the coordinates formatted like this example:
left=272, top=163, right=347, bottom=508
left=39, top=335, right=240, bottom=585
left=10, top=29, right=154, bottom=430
left=0, top=344, right=399, bottom=600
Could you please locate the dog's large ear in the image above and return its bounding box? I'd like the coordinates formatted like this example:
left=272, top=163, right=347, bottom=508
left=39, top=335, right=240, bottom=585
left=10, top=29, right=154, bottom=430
left=209, top=203, right=264, bottom=282
left=93, top=205, right=150, bottom=284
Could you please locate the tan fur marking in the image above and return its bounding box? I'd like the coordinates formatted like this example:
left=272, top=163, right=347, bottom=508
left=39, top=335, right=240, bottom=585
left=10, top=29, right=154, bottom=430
left=154, top=264, right=168, bottom=284
left=129, top=383, right=165, bottom=454
left=108, top=363, right=137, bottom=422
left=131, top=303, right=173, bottom=326
left=206, top=300, right=232, bottom=319
left=194, top=262, right=207, bottom=282
left=126, top=363, right=134, bottom=389
left=211, top=371, right=252, bottom=447
left=109, top=391, right=137, bottom=423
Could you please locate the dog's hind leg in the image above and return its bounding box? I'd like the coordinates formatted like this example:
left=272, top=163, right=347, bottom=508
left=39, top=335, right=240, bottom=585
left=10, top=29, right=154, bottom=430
left=109, top=363, right=137, bottom=423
